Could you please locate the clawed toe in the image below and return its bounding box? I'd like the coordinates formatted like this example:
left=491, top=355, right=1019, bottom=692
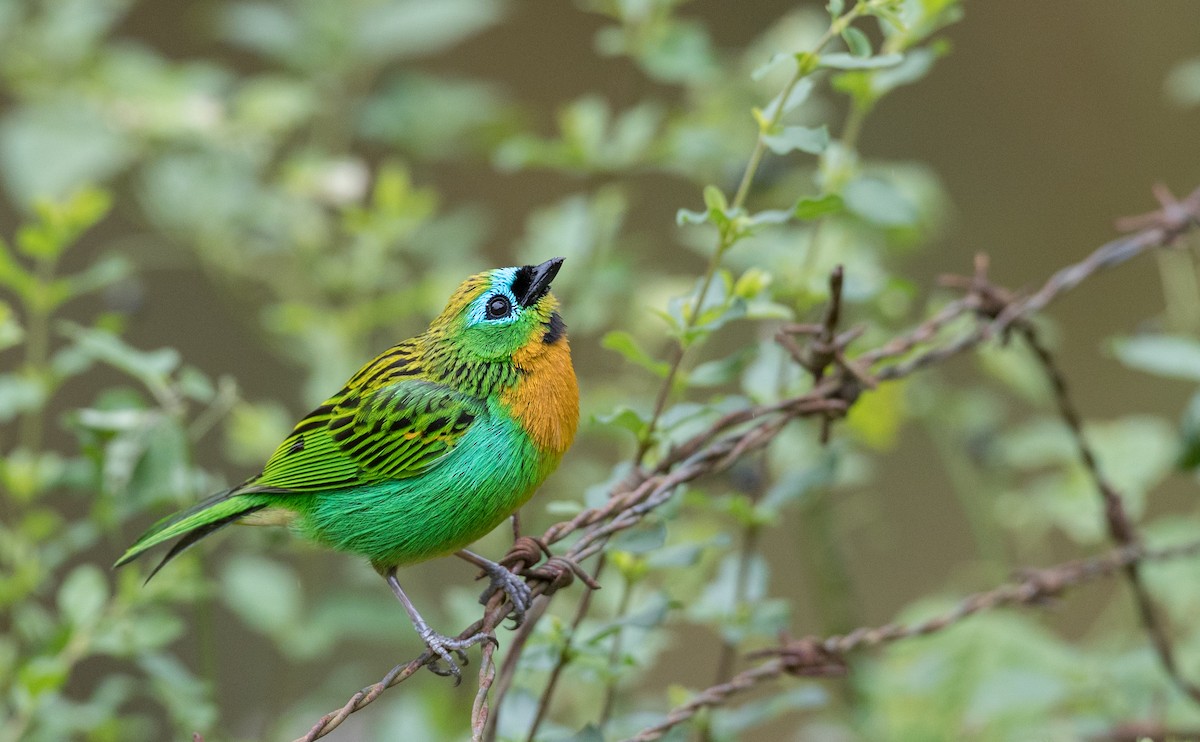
left=478, top=569, right=533, bottom=627
left=420, top=630, right=491, bottom=684
left=426, top=648, right=469, bottom=678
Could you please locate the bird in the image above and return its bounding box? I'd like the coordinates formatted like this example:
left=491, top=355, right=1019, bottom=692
left=115, top=258, right=579, bottom=680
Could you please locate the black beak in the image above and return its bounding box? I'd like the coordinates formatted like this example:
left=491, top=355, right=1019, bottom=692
left=516, top=257, right=564, bottom=307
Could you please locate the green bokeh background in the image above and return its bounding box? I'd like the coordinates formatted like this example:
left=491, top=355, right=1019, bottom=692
left=3, top=1, right=1200, bottom=740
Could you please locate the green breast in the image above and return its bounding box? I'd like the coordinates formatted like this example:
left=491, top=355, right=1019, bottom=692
left=287, top=397, right=555, bottom=569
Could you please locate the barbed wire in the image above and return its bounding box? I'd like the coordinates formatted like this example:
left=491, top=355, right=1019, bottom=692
left=623, top=538, right=1200, bottom=742
left=294, top=184, right=1200, bottom=742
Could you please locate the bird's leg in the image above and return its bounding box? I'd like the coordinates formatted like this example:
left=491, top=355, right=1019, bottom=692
left=385, top=568, right=490, bottom=683
left=456, top=548, right=532, bottom=627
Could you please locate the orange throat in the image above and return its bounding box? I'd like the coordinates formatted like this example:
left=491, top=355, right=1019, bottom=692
left=503, top=337, right=579, bottom=457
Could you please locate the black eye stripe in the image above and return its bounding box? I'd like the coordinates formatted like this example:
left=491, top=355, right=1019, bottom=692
left=510, top=267, right=533, bottom=304
left=485, top=294, right=511, bottom=319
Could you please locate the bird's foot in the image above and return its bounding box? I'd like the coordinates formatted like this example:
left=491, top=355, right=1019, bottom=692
left=419, top=628, right=494, bottom=684
left=477, top=562, right=533, bottom=628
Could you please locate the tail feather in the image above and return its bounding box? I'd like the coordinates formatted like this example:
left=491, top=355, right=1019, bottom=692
left=114, top=489, right=267, bottom=580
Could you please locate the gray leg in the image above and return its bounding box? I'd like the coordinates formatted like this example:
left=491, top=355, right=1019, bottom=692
left=385, top=568, right=489, bottom=683
left=456, top=549, right=533, bottom=627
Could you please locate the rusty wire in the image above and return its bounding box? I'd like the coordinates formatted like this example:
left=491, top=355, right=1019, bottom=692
left=623, top=538, right=1200, bottom=742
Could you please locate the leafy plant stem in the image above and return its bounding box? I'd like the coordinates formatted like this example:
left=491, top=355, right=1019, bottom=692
left=16, top=254, right=57, bottom=455
left=699, top=520, right=762, bottom=742
left=799, top=95, right=868, bottom=287
left=0, top=600, right=107, bottom=742
left=633, top=1, right=870, bottom=466
left=524, top=555, right=607, bottom=742
left=597, top=572, right=635, bottom=728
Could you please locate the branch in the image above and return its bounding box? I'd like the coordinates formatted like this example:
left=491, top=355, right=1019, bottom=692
left=623, top=538, right=1200, bottom=742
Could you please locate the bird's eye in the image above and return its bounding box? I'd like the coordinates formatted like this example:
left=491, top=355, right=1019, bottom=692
left=485, top=294, right=511, bottom=320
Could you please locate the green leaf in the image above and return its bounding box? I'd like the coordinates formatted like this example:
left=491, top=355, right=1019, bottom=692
left=611, top=520, right=667, bottom=554
left=543, top=499, right=584, bottom=516
left=62, top=253, right=130, bottom=300
left=1179, top=391, right=1200, bottom=470
left=759, top=78, right=815, bottom=120
left=0, top=238, right=35, bottom=299
left=1110, top=334, right=1200, bottom=381
left=843, top=177, right=918, bottom=226
left=1089, top=416, right=1178, bottom=500
left=92, top=610, right=185, bottom=656
left=58, top=323, right=180, bottom=388
left=793, top=193, right=845, bottom=220
left=355, top=0, right=504, bottom=61
left=646, top=542, right=704, bottom=569
left=225, top=400, right=293, bottom=466
left=0, top=373, right=46, bottom=423
left=869, top=46, right=940, bottom=97
left=688, top=349, right=756, bottom=388
left=758, top=454, right=838, bottom=515
left=977, top=343, right=1052, bottom=405
left=1, top=449, right=67, bottom=503
left=0, top=301, right=22, bottom=351
left=0, top=104, right=132, bottom=206
left=995, top=416, right=1176, bottom=544
left=1166, top=56, right=1200, bottom=108
left=846, top=379, right=908, bottom=450
left=220, top=555, right=302, bottom=635
left=751, top=52, right=793, bottom=81
left=57, top=565, right=109, bottom=628
left=795, top=51, right=820, bottom=77
left=712, top=685, right=828, bottom=737
left=819, top=52, right=904, bottom=70
left=702, top=185, right=729, bottom=214
left=842, top=26, right=872, bottom=57
left=138, top=653, right=218, bottom=733
left=602, top=330, right=670, bottom=377
left=746, top=209, right=792, bottom=226
left=125, top=417, right=192, bottom=507
left=594, top=404, right=650, bottom=436
left=587, top=592, right=670, bottom=639
left=763, top=125, right=830, bottom=155
left=74, top=407, right=157, bottom=433
left=177, top=366, right=217, bottom=402
left=17, top=655, right=69, bottom=698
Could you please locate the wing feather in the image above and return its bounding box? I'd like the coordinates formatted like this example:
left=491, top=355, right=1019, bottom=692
left=247, top=359, right=483, bottom=493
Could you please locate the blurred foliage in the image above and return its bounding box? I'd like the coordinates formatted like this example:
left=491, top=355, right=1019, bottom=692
left=2, top=0, right=1200, bottom=741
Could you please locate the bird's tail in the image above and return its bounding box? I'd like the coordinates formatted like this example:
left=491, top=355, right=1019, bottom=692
left=113, top=489, right=268, bottom=581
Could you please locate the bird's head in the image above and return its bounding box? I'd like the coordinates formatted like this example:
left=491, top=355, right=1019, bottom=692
left=432, top=258, right=568, bottom=362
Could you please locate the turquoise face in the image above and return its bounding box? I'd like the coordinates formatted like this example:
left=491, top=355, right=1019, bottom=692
left=458, top=267, right=553, bottom=361
left=464, top=267, right=522, bottom=328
